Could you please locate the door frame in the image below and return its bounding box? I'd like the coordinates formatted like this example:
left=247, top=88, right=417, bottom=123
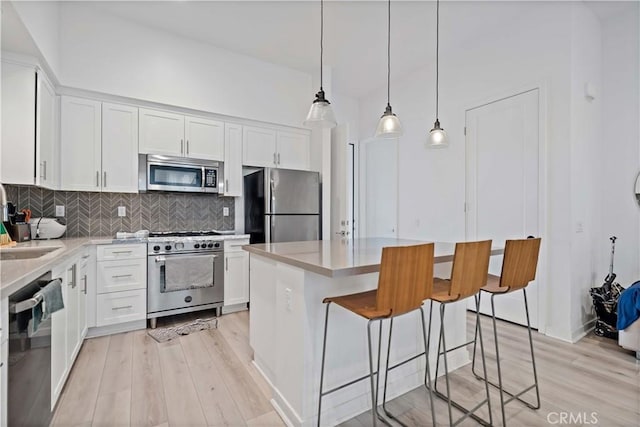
left=358, top=137, right=399, bottom=239
left=464, top=80, right=549, bottom=334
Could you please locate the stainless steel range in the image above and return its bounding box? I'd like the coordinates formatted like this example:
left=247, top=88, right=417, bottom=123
left=147, top=231, right=226, bottom=328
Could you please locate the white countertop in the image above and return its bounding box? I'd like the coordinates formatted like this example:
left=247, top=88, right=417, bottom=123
left=243, top=238, right=504, bottom=278
left=1, top=234, right=249, bottom=297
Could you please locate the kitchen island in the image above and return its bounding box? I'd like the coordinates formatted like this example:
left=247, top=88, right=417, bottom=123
left=243, top=238, right=503, bottom=427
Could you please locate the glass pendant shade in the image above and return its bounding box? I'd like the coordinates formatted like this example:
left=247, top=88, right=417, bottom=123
left=304, top=90, right=336, bottom=128
left=428, top=119, right=449, bottom=147
left=375, top=105, right=403, bottom=138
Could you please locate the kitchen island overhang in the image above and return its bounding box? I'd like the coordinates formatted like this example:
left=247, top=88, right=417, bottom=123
left=243, top=238, right=503, bottom=427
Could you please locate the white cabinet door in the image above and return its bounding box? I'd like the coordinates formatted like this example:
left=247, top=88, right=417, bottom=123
left=78, top=256, right=89, bottom=340
left=277, top=130, right=311, bottom=171
left=36, top=73, right=58, bottom=189
left=102, top=103, right=139, bottom=193
left=65, top=264, right=80, bottom=367
left=224, top=251, right=249, bottom=306
left=1, top=61, right=36, bottom=185
left=224, top=123, right=243, bottom=197
left=185, top=116, right=224, bottom=160
left=51, top=268, right=68, bottom=407
left=60, top=96, right=102, bottom=191
left=139, top=108, right=184, bottom=156
left=242, top=126, right=277, bottom=168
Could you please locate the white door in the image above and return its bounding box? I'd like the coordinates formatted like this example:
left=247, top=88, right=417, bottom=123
left=331, top=124, right=355, bottom=239
left=359, top=138, right=398, bottom=238
left=224, top=251, right=250, bottom=305
left=185, top=116, right=224, bottom=160
left=466, top=89, right=540, bottom=327
left=36, top=73, right=57, bottom=189
left=276, top=130, right=311, bottom=170
left=138, top=108, right=184, bottom=156
left=242, top=126, right=277, bottom=168
left=224, top=123, right=243, bottom=197
left=60, top=96, right=102, bottom=191
left=102, top=103, right=139, bottom=193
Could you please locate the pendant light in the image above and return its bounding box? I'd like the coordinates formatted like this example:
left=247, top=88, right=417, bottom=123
left=428, top=0, right=449, bottom=147
left=375, top=0, right=403, bottom=138
left=304, top=0, right=336, bottom=128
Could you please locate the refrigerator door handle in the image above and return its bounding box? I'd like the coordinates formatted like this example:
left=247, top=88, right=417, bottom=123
left=270, top=178, right=276, bottom=214
left=265, top=215, right=271, bottom=243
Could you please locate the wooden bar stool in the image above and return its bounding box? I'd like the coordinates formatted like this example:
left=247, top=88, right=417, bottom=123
left=317, top=243, right=436, bottom=427
left=428, top=240, right=493, bottom=427
left=471, top=237, right=542, bottom=427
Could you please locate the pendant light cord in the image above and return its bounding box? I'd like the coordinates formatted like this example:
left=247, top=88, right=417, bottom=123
left=387, top=0, right=391, bottom=107
left=320, top=0, right=324, bottom=91
left=435, top=0, right=440, bottom=120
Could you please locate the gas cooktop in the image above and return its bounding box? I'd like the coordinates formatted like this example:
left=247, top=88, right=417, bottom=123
left=148, top=230, right=235, bottom=238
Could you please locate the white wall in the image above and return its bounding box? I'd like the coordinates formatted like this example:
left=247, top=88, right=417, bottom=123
left=10, top=0, right=61, bottom=77
left=358, top=1, right=576, bottom=340
left=599, top=7, right=640, bottom=286
left=568, top=3, right=603, bottom=340
left=57, top=2, right=311, bottom=128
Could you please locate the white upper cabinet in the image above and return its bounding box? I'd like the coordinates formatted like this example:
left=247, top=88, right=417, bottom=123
left=102, top=103, right=139, bottom=193
left=242, top=126, right=277, bottom=168
left=60, top=97, right=102, bottom=191
left=139, top=108, right=184, bottom=156
left=36, top=72, right=58, bottom=189
left=224, top=123, right=243, bottom=197
left=242, top=125, right=311, bottom=171
left=276, top=130, right=311, bottom=171
left=1, top=61, right=36, bottom=185
left=185, top=116, right=224, bottom=161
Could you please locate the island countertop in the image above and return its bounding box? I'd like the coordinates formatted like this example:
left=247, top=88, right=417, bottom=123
left=243, top=238, right=504, bottom=278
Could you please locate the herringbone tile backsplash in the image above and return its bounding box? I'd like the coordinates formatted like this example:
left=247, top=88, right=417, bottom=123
left=5, top=185, right=235, bottom=238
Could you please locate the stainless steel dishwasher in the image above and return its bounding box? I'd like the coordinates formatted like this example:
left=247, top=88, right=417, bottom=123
left=8, top=272, right=55, bottom=426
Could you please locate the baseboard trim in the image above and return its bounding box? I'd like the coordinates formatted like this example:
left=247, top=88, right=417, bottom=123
left=86, top=320, right=146, bottom=338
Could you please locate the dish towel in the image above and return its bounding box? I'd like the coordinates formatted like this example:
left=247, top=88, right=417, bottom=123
left=617, top=281, right=640, bottom=331
left=164, top=255, right=216, bottom=292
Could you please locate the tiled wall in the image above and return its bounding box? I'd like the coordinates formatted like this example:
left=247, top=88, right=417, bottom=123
left=4, top=185, right=235, bottom=238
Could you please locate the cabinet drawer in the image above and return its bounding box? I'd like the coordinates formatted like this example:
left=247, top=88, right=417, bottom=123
left=96, top=289, right=146, bottom=327
left=224, top=238, right=250, bottom=253
left=97, top=260, right=146, bottom=294
left=97, top=244, right=146, bottom=261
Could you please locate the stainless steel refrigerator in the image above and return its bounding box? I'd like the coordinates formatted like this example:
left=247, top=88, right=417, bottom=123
left=244, top=168, right=320, bottom=244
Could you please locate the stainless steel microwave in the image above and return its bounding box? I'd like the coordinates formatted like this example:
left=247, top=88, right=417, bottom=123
left=138, top=154, right=224, bottom=193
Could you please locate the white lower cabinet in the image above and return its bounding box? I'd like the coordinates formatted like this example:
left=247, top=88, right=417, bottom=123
left=51, top=264, right=69, bottom=408
left=224, top=239, right=250, bottom=306
left=96, top=243, right=147, bottom=327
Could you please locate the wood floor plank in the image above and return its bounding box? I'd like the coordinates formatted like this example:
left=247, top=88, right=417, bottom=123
left=179, top=332, right=245, bottom=426
left=156, top=339, right=208, bottom=426
left=130, top=330, right=168, bottom=427
left=200, top=328, right=273, bottom=422
left=98, top=331, right=134, bottom=395
left=92, top=389, right=131, bottom=427
left=245, top=410, right=286, bottom=426
left=52, top=336, right=111, bottom=426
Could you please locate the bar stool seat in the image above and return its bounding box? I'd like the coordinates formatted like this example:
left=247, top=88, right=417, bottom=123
left=323, top=290, right=391, bottom=319
left=481, top=274, right=510, bottom=294
left=432, top=278, right=462, bottom=302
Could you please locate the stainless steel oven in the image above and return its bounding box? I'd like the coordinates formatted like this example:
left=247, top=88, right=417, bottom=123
left=139, top=154, right=223, bottom=193
left=147, top=233, right=224, bottom=328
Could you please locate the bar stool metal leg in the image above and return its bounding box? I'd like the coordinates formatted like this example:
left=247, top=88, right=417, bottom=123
left=318, top=303, right=331, bottom=427
left=367, top=319, right=391, bottom=426
left=523, top=288, right=541, bottom=409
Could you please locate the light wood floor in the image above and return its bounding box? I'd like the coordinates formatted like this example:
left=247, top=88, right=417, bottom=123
left=52, top=310, right=640, bottom=427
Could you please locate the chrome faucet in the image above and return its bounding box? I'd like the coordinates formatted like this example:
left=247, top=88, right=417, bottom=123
left=0, top=182, right=8, bottom=222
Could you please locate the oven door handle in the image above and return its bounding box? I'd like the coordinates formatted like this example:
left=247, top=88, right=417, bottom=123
left=155, top=256, right=166, bottom=265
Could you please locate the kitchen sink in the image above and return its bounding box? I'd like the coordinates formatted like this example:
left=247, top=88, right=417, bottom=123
left=0, top=247, right=60, bottom=261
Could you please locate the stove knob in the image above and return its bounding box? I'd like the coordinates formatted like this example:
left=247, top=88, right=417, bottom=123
left=165, top=245, right=172, bottom=251
left=194, top=243, right=200, bottom=249
left=175, top=242, right=184, bottom=250
left=214, top=242, right=221, bottom=248
left=153, top=245, right=161, bottom=252
left=207, top=243, right=214, bottom=248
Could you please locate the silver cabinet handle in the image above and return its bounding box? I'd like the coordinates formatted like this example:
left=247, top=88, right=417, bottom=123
left=82, top=254, right=90, bottom=259
left=112, top=305, right=133, bottom=310
left=96, top=171, right=100, bottom=187
left=186, top=140, right=190, bottom=155
left=112, top=250, right=132, bottom=254
left=226, top=257, right=228, bottom=271
left=68, top=266, right=76, bottom=288
left=273, top=152, right=277, bottom=165
left=112, top=274, right=133, bottom=279
left=181, top=139, right=184, bottom=155
left=277, top=153, right=281, bottom=164
left=103, top=171, right=107, bottom=188
left=82, top=274, right=87, bottom=295
left=43, top=160, right=47, bottom=180
left=225, top=179, right=229, bottom=192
